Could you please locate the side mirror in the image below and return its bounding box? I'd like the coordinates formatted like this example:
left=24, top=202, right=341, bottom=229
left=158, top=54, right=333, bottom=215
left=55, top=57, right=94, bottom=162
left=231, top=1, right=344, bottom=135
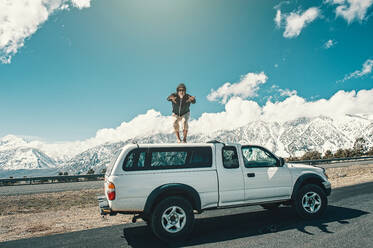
left=279, top=157, right=285, bottom=167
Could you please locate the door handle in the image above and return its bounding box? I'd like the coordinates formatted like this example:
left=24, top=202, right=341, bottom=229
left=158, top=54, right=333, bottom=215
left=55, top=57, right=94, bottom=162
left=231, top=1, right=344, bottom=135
left=247, top=173, right=255, bottom=178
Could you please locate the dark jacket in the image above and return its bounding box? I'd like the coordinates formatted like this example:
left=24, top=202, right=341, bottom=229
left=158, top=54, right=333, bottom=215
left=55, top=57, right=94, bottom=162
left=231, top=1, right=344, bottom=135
left=167, top=93, right=196, bottom=116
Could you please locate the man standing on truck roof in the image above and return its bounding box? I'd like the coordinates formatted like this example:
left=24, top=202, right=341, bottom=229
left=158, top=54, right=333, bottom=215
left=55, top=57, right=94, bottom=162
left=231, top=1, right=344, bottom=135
left=167, top=83, right=196, bottom=143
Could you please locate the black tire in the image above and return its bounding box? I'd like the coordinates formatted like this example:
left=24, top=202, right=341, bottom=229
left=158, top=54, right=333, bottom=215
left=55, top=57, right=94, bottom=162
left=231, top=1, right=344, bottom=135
left=261, top=203, right=281, bottom=210
left=294, top=184, right=327, bottom=219
left=150, top=196, right=194, bottom=242
left=143, top=218, right=150, bottom=225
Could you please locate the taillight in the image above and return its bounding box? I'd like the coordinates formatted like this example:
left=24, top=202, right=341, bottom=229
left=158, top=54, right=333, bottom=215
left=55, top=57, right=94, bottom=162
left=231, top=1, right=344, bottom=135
left=107, top=182, right=116, bottom=200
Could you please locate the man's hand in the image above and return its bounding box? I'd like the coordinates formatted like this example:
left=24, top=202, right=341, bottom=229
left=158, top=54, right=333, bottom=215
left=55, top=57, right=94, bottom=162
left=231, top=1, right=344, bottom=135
left=186, top=95, right=195, bottom=103
left=169, top=95, right=177, bottom=103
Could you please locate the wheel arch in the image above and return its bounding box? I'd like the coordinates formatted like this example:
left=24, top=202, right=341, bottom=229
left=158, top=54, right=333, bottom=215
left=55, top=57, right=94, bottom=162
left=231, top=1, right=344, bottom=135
left=291, top=173, right=327, bottom=200
left=143, top=183, right=202, bottom=217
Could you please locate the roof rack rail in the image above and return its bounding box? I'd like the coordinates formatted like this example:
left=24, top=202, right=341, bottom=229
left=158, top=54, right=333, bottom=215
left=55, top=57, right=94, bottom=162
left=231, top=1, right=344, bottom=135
left=131, top=140, right=139, bottom=148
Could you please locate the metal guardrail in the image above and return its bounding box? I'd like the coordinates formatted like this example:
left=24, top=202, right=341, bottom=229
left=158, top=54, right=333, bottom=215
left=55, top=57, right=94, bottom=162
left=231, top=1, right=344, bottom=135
left=0, top=174, right=105, bottom=186
left=288, top=156, right=373, bottom=165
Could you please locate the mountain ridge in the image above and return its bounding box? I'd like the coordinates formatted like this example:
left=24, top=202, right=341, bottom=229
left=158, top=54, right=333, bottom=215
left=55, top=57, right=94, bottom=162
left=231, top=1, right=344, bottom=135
left=1, top=115, right=372, bottom=177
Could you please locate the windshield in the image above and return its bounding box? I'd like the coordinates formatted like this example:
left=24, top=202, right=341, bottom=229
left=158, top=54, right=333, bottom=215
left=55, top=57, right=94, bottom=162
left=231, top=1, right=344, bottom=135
left=106, top=149, right=122, bottom=176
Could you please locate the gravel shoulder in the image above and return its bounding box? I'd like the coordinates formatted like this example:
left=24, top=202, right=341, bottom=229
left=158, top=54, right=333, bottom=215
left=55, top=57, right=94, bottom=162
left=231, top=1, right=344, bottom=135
left=0, top=188, right=131, bottom=242
left=325, top=163, right=373, bottom=188
left=0, top=180, right=103, bottom=196
left=1, top=163, right=373, bottom=242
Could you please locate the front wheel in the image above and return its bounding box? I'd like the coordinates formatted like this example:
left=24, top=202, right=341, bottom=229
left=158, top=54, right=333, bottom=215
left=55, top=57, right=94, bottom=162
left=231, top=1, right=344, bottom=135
left=150, top=196, right=194, bottom=242
left=294, top=184, right=327, bottom=219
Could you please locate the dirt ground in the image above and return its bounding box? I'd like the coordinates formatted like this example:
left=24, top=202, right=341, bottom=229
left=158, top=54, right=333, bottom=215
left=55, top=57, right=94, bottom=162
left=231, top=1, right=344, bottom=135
left=1, top=163, right=373, bottom=242
left=325, top=164, right=373, bottom=188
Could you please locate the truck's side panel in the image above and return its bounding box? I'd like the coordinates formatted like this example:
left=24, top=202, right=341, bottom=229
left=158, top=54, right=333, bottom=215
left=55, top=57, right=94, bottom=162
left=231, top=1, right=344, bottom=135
left=242, top=166, right=292, bottom=201
left=109, top=169, right=219, bottom=211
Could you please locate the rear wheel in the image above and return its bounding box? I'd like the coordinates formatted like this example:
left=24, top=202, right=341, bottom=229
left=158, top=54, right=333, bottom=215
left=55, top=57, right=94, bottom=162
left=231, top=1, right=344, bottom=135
left=294, top=184, right=327, bottom=219
left=150, top=196, right=194, bottom=242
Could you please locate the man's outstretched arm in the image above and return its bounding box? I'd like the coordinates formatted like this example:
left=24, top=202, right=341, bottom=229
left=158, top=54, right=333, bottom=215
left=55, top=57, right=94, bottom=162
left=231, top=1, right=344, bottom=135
left=187, top=94, right=196, bottom=104
left=167, top=93, right=177, bottom=103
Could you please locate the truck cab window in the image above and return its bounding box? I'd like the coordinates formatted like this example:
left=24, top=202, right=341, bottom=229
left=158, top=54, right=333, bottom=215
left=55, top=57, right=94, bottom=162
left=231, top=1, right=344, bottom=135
left=222, top=146, right=239, bottom=169
left=241, top=146, right=278, bottom=168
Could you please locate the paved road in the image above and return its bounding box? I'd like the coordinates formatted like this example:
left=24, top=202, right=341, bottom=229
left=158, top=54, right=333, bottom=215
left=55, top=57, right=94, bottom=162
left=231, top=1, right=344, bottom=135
left=0, top=180, right=103, bottom=196
left=1, top=182, right=372, bottom=248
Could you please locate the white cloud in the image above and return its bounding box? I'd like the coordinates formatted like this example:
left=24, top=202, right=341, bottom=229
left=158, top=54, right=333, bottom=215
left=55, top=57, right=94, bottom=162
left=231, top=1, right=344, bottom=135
left=90, top=87, right=373, bottom=141
left=92, top=97, right=263, bottom=142
left=338, top=59, right=373, bottom=82
left=283, top=7, right=320, bottom=38
left=278, top=88, right=297, bottom=97
left=94, top=110, right=173, bottom=143
left=323, top=39, right=337, bottom=49
left=261, top=89, right=373, bottom=123
left=274, top=10, right=282, bottom=27
left=71, top=0, right=90, bottom=9
left=0, top=0, right=91, bottom=64
left=328, top=0, right=373, bottom=23
left=207, top=72, right=268, bottom=104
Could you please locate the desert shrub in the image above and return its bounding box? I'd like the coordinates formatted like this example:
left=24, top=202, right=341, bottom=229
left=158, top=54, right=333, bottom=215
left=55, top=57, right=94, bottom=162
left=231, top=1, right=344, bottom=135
left=353, top=137, right=368, bottom=156
left=323, top=150, right=333, bottom=159
left=301, top=151, right=322, bottom=160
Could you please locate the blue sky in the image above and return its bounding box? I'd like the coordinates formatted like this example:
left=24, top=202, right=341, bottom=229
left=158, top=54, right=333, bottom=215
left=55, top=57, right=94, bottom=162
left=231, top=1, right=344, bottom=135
left=0, top=0, right=373, bottom=141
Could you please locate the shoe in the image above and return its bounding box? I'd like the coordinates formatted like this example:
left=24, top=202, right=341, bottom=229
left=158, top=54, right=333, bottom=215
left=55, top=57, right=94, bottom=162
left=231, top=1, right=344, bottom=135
left=182, top=140, right=187, bottom=143
left=177, top=139, right=182, bottom=143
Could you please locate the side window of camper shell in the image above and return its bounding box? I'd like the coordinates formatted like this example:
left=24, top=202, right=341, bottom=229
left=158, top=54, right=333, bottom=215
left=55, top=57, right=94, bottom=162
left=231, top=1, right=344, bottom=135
left=122, top=147, right=212, bottom=171
left=122, top=148, right=146, bottom=171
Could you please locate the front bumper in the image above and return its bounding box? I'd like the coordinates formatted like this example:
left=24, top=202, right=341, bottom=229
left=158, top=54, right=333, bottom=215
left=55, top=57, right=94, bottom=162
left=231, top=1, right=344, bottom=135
left=322, top=181, right=332, bottom=196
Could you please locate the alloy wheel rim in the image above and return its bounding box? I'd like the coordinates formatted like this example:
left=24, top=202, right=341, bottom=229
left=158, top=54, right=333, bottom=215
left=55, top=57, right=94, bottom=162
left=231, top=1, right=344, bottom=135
left=302, top=191, right=322, bottom=214
left=161, top=206, right=186, bottom=233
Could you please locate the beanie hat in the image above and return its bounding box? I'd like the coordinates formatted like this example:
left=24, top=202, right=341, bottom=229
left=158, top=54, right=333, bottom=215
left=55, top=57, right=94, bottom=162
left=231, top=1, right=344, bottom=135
left=176, top=83, right=186, bottom=91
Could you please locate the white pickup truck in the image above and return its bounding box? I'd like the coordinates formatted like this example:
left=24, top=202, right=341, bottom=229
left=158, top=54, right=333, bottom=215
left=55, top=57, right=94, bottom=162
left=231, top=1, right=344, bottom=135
left=99, top=141, right=331, bottom=241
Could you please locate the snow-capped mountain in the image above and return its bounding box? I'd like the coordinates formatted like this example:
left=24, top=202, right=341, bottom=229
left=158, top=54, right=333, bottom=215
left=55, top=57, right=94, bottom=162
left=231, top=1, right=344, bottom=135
left=0, top=135, right=29, bottom=152
left=61, top=141, right=126, bottom=175
left=1, top=115, right=372, bottom=178
left=0, top=145, right=56, bottom=171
